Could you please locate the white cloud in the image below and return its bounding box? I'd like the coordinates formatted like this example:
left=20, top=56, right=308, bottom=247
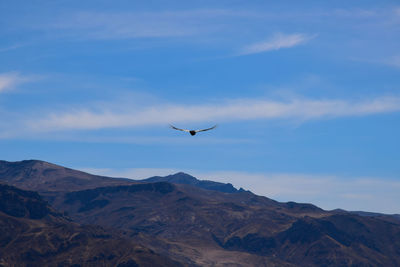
left=332, top=8, right=378, bottom=18
left=395, top=8, right=400, bottom=16
left=239, top=33, right=314, bottom=55
left=351, top=54, right=400, bottom=69
left=0, top=72, right=26, bottom=92
left=0, top=72, right=39, bottom=93
left=50, top=10, right=254, bottom=40
left=0, top=43, right=26, bottom=53
left=78, top=167, right=400, bottom=214
left=29, top=96, right=400, bottom=132
left=387, top=55, right=400, bottom=68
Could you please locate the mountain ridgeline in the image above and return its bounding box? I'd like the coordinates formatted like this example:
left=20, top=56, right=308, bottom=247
left=1, top=159, right=400, bottom=266
left=141, top=172, right=244, bottom=193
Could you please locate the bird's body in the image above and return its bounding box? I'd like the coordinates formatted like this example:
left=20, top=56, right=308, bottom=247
left=170, top=125, right=217, bottom=136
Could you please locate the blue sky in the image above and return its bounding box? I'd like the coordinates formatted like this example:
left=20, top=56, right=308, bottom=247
left=1, top=0, right=400, bottom=213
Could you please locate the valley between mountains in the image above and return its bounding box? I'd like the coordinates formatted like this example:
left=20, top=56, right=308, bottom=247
left=1, top=160, right=400, bottom=267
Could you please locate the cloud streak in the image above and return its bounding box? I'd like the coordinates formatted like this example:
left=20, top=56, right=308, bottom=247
left=28, top=95, right=400, bottom=132
left=387, top=55, right=400, bottom=68
left=239, top=33, right=314, bottom=55
left=0, top=72, right=31, bottom=92
left=49, top=10, right=255, bottom=40
left=0, top=43, right=26, bottom=53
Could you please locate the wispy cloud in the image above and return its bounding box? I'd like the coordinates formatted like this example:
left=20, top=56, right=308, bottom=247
left=395, top=7, right=400, bottom=16
left=0, top=43, right=26, bottom=53
left=49, top=10, right=254, bottom=40
left=79, top=167, right=400, bottom=214
left=238, top=33, right=314, bottom=55
left=331, top=8, right=378, bottom=18
left=386, top=55, right=400, bottom=68
left=0, top=72, right=33, bottom=92
left=29, top=95, right=400, bottom=132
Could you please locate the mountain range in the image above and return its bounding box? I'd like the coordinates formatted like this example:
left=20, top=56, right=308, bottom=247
left=1, top=160, right=400, bottom=266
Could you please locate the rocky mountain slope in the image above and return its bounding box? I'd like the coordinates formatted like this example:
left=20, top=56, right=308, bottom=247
left=54, top=182, right=400, bottom=266
left=0, top=183, right=181, bottom=267
left=1, top=160, right=400, bottom=266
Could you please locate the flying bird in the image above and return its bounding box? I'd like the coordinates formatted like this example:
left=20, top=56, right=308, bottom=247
left=170, top=124, right=217, bottom=136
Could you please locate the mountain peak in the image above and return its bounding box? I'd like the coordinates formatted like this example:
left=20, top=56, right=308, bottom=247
left=141, top=172, right=240, bottom=193
left=0, top=159, right=63, bottom=171
left=0, top=159, right=133, bottom=192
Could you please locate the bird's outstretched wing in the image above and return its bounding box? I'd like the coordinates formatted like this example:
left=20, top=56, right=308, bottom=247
left=170, top=125, right=190, bottom=132
left=195, top=125, right=217, bottom=133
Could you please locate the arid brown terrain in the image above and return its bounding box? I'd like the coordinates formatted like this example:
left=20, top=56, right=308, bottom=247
left=1, top=160, right=400, bottom=266
left=0, top=183, right=182, bottom=267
